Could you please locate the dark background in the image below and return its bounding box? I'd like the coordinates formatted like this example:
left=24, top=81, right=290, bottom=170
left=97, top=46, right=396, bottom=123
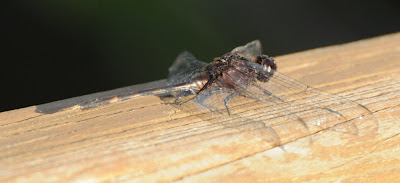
left=2, top=1, right=399, bottom=112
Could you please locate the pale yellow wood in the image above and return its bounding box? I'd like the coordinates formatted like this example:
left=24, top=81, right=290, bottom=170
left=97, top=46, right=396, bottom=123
left=1, top=33, right=400, bottom=182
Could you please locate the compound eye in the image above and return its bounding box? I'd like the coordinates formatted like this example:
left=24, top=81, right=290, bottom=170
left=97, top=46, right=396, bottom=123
left=255, top=55, right=267, bottom=65
left=265, top=57, right=277, bottom=71
left=256, top=55, right=277, bottom=71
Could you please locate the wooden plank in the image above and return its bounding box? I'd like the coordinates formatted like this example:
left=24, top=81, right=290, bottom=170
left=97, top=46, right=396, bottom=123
left=1, top=32, right=400, bottom=182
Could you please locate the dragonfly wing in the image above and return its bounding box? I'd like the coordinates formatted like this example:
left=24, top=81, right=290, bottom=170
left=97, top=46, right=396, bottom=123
left=230, top=40, right=263, bottom=60
left=243, top=70, right=378, bottom=136
left=167, top=51, right=208, bottom=86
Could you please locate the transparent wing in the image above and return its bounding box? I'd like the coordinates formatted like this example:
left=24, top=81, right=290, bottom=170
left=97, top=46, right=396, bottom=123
left=230, top=40, right=263, bottom=60
left=247, top=71, right=377, bottom=134
left=167, top=51, right=207, bottom=86
left=173, top=60, right=378, bottom=147
left=228, top=60, right=377, bottom=135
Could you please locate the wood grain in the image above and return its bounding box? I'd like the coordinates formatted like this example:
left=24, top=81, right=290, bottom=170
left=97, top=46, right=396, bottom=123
left=1, top=33, right=400, bottom=182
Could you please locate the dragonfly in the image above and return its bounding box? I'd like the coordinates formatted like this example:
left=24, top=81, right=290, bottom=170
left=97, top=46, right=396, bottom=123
left=38, top=40, right=378, bottom=147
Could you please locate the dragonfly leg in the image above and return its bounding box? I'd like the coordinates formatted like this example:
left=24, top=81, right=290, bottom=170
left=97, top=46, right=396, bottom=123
left=223, top=92, right=240, bottom=115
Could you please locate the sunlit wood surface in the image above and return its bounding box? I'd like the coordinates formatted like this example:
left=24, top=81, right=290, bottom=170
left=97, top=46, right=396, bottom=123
left=1, top=33, right=400, bottom=182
